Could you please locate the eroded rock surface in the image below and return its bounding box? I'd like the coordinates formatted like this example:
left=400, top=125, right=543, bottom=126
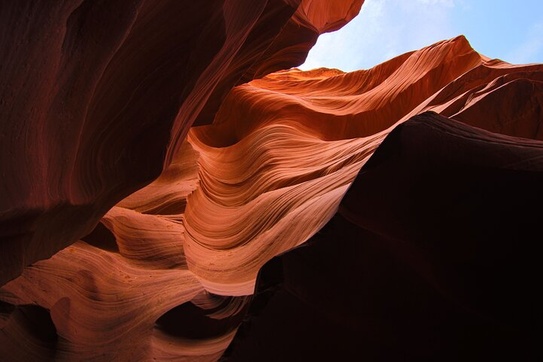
left=1, top=1, right=542, bottom=360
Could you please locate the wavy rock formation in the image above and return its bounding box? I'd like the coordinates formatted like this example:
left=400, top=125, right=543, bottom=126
left=185, top=35, right=543, bottom=297
left=1, top=1, right=543, bottom=360
left=227, top=112, right=543, bottom=361
left=0, top=0, right=363, bottom=287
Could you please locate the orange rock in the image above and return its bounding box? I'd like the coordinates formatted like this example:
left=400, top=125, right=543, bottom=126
left=0, top=0, right=361, bottom=287
left=2, top=1, right=543, bottom=360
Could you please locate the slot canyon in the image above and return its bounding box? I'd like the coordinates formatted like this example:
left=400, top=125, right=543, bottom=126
left=1, top=0, right=542, bottom=360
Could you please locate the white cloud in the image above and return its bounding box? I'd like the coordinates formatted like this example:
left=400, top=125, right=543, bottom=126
left=299, top=0, right=543, bottom=71
left=415, top=0, right=455, bottom=7
left=299, top=0, right=459, bottom=71
left=299, top=0, right=386, bottom=71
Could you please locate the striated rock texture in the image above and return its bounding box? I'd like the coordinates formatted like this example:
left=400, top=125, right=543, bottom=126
left=1, top=1, right=542, bottom=361
left=0, top=0, right=363, bottom=287
left=227, top=112, right=543, bottom=361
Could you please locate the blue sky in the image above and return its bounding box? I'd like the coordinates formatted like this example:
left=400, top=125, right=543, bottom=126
left=300, top=0, right=543, bottom=71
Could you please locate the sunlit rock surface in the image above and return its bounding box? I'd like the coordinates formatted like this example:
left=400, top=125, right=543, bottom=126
left=0, top=0, right=363, bottom=287
left=1, top=0, right=542, bottom=360
left=227, top=112, right=543, bottom=361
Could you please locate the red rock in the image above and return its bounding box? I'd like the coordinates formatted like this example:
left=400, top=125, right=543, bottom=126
left=228, top=112, right=543, bottom=360
left=2, top=1, right=543, bottom=360
left=1, top=0, right=362, bottom=286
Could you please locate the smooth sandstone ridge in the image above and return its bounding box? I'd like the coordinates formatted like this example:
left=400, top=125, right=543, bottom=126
left=1, top=1, right=542, bottom=360
left=0, top=0, right=363, bottom=287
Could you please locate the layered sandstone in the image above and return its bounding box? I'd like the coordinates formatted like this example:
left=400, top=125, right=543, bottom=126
left=0, top=0, right=363, bottom=287
left=1, top=1, right=542, bottom=361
